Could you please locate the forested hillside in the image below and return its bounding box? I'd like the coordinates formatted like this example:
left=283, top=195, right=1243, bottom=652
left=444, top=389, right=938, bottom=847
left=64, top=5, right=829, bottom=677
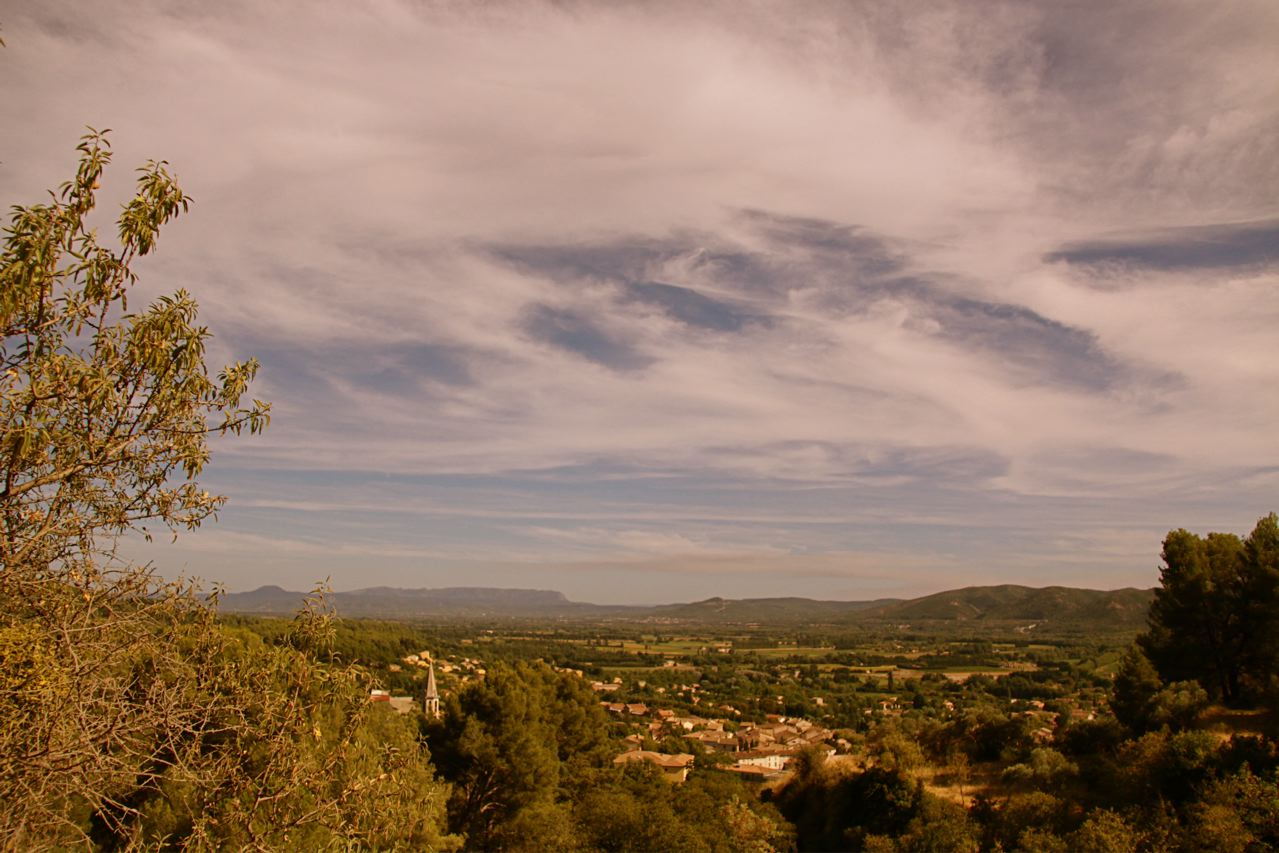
left=858, top=585, right=1155, bottom=630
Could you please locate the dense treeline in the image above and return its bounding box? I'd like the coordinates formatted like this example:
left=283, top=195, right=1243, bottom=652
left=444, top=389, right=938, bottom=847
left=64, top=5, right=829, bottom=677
left=221, top=614, right=439, bottom=663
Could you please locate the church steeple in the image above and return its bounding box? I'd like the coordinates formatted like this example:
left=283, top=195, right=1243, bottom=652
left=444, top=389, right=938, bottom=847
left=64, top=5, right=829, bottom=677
left=424, top=660, right=441, bottom=719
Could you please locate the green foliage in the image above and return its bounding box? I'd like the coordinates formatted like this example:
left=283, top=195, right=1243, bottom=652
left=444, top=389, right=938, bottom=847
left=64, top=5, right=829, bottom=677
left=1, top=131, right=268, bottom=572
left=426, top=659, right=795, bottom=851
left=938, top=706, right=1034, bottom=763
left=872, top=730, right=927, bottom=774
left=576, top=763, right=795, bottom=853
left=1058, top=715, right=1126, bottom=757
left=893, top=797, right=980, bottom=853
left=1187, top=768, right=1279, bottom=852
left=121, top=604, right=456, bottom=850
left=1111, top=646, right=1210, bottom=737
left=976, top=791, right=1074, bottom=852
left=427, top=660, right=614, bottom=845
left=1000, top=748, right=1078, bottom=793
left=769, top=753, right=945, bottom=852
left=1141, top=513, right=1279, bottom=703
left=1065, top=809, right=1143, bottom=853
left=1111, top=646, right=1164, bottom=733
left=1147, top=680, right=1211, bottom=731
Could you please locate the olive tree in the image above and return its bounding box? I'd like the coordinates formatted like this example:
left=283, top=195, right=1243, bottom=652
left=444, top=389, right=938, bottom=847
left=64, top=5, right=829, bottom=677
left=0, top=133, right=455, bottom=850
left=1, top=129, right=267, bottom=571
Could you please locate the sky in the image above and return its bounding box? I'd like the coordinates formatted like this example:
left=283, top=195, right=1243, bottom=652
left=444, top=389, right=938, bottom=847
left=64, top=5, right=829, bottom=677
left=2, top=0, right=1277, bottom=603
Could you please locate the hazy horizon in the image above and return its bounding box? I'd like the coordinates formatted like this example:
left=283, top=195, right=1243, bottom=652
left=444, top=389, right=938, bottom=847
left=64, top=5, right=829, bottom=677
left=3, top=1, right=1276, bottom=604
left=223, top=579, right=1156, bottom=610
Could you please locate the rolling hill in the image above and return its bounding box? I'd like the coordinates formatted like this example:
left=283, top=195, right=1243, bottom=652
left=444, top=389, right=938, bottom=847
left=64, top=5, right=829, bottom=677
left=641, top=596, right=899, bottom=624
left=855, top=584, right=1155, bottom=629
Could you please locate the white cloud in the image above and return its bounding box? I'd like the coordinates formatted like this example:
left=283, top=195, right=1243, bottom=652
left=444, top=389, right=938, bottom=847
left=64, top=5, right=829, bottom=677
left=4, top=0, right=1277, bottom=597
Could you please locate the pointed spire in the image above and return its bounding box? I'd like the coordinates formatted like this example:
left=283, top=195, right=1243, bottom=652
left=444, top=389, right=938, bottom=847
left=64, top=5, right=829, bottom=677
left=424, top=659, right=441, bottom=719
left=425, top=662, right=439, bottom=700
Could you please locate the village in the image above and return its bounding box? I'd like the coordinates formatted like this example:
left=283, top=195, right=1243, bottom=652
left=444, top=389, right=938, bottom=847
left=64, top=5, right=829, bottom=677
left=604, top=699, right=838, bottom=783
left=374, top=648, right=848, bottom=778
left=369, top=640, right=1098, bottom=789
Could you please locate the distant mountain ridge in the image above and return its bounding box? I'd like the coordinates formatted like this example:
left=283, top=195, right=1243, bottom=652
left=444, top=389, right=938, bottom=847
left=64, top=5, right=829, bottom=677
left=217, top=583, right=1155, bottom=629
left=217, top=585, right=584, bottom=618
left=859, top=584, right=1155, bottom=628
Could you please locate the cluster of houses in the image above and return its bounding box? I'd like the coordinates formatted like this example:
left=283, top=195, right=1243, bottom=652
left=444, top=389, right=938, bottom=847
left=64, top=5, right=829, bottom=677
left=605, top=702, right=838, bottom=782
left=1009, top=697, right=1097, bottom=744
left=390, top=651, right=485, bottom=678
left=591, top=677, right=723, bottom=708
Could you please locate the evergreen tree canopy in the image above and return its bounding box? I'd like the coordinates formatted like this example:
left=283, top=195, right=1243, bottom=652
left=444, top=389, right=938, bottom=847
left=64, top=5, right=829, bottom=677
left=1140, top=513, right=1279, bottom=703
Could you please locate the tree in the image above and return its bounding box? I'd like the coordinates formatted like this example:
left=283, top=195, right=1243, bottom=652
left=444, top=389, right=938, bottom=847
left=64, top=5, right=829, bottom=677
left=425, top=660, right=615, bottom=846
left=122, top=594, right=456, bottom=850
left=1111, top=646, right=1164, bottom=733
left=1, top=132, right=269, bottom=571
left=1140, top=513, right=1279, bottom=703
left=770, top=758, right=926, bottom=851
left=0, top=128, right=264, bottom=845
left=1066, top=809, right=1143, bottom=853
left=0, top=133, right=455, bottom=850
left=1189, top=768, right=1279, bottom=852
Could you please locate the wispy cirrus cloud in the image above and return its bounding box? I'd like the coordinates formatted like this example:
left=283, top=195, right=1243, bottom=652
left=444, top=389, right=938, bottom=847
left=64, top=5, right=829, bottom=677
left=4, top=0, right=1277, bottom=601
left=1046, top=219, right=1279, bottom=273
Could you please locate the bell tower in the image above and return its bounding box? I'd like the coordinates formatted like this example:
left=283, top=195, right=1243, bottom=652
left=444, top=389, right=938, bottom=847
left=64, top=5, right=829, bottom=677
left=424, top=660, right=441, bottom=719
